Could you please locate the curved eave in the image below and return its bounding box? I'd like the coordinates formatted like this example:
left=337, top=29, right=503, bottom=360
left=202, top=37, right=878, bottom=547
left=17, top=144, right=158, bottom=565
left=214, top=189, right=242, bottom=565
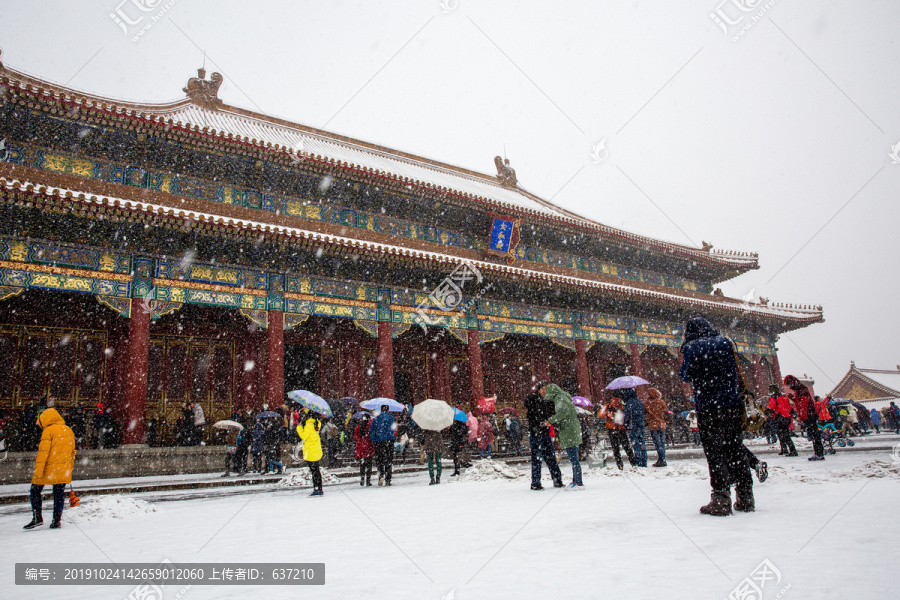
left=0, top=175, right=821, bottom=333
left=0, top=65, right=759, bottom=278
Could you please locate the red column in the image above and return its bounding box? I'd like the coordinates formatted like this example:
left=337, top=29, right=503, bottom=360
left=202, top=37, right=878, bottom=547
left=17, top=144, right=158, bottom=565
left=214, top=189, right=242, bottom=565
left=238, top=333, right=263, bottom=413
left=121, top=298, right=150, bottom=445
left=467, top=329, right=484, bottom=408
left=376, top=321, right=395, bottom=399
left=575, top=339, right=591, bottom=398
left=266, top=310, right=284, bottom=407
left=429, top=344, right=450, bottom=402
left=771, top=353, right=784, bottom=391
left=752, top=354, right=764, bottom=398
left=629, top=343, right=647, bottom=401
left=589, top=354, right=606, bottom=402
left=533, top=345, right=549, bottom=386
left=343, top=339, right=364, bottom=400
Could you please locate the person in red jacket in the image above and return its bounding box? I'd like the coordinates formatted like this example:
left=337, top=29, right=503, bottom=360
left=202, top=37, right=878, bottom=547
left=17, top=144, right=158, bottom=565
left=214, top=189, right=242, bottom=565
left=353, top=415, right=375, bottom=486
left=766, top=384, right=797, bottom=456
left=785, top=375, right=824, bottom=461
left=603, top=396, right=637, bottom=470
left=815, top=396, right=833, bottom=424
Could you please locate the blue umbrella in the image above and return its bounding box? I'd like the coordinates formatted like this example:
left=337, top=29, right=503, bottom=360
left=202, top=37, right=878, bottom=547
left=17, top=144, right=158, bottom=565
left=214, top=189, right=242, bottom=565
left=677, top=410, right=691, bottom=419
left=453, top=408, right=468, bottom=422
left=287, top=389, right=334, bottom=417
left=352, top=411, right=372, bottom=420
left=360, top=397, right=406, bottom=412
left=256, top=411, right=280, bottom=419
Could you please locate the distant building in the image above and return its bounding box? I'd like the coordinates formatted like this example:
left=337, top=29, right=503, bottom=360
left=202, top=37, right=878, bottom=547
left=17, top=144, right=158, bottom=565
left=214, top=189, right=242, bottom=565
left=830, top=362, right=900, bottom=411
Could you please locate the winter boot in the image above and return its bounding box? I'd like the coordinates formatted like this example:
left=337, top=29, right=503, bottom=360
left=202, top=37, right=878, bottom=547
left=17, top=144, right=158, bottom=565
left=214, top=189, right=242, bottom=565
left=733, top=488, right=755, bottom=512
left=699, top=490, right=733, bottom=516
left=49, top=511, right=62, bottom=529
left=23, top=510, right=43, bottom=530
left=429, top=478, right=436, bottom=486
left=435, top=476, right=440, bottom=484
left=378, top=477, right=384, bottom=487
left=652, top=460, right=667, bottom=468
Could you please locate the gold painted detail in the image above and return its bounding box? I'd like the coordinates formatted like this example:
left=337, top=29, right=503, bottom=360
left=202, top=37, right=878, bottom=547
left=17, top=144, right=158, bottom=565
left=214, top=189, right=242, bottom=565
left=150, top=301, right=183, bottom=320
left=153, top=278, right=266, bottom=296
left=0, top=260, right=132, bottom=282
left=187, top=289, right=241, bottom=307
left=353, top=319, right=378, bottom=337
left=478, top=332, right=505, bottom=345
left=313, top=303, right=353, bottom=318
left=240, top=308, right=268, bottom=329
left=449, top=328, right=468, bottom=344
left=0, top=286, right=25, bottom=302
left=8, top=241, right=29, bottom=262
left=96, top=295, right=131, bottom=318
left=844, top=383, right=878, bottom=401
left=30, top=272, right=93, bottom=293
left=283, top=313, right=309, bottom=331
left=42, top=153, right=97, bottom=178
left=190, top=265, right=240, bottom=286
left=285, top=292, right=375, bottom=309
left=390, top=323, right=412, bottom=339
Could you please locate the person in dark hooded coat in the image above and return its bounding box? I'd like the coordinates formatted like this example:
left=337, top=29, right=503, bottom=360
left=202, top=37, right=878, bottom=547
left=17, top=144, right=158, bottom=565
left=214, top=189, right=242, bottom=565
left=679, top=317, right=754, bottom=516
left=524, top=382, right=563, bottom=490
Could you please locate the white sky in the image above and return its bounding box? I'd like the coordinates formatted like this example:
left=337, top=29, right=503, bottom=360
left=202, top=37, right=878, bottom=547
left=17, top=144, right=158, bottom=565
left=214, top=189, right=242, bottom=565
left=1, top=0, right=898, bottom=395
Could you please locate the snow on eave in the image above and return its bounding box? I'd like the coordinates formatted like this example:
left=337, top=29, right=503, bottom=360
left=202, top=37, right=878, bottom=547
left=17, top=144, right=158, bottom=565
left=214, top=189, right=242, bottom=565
left=0, top=64, right=760, bottom=274
left=0, top=175, right=820, bottom=330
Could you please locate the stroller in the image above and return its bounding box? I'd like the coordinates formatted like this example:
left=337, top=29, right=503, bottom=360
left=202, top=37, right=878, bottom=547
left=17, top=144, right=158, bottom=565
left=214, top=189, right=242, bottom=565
left=819, top=422, right=854, bottom=454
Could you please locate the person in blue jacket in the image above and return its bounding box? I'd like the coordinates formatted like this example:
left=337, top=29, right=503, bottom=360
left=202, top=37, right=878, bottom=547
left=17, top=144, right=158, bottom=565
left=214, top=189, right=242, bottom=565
left=370, top=405, right=397, bottom=486
left=623, top=388, right=647, bottom=467
left=869, top=408, right=881, bottom=434
left=679, top=316, right=754, bottom=516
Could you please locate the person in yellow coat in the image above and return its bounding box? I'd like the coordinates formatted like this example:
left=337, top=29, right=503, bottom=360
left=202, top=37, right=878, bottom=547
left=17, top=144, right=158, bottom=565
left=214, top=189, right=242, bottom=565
left=296, top=410, right=324, bottom=497
left=25, top=407, right=76, bottom=529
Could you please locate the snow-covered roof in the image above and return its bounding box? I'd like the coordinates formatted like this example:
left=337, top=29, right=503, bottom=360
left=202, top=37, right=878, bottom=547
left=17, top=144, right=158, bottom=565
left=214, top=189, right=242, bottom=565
left=0, top=63, right=761, bottom=273
left=856, top=368, right=900, bottom=396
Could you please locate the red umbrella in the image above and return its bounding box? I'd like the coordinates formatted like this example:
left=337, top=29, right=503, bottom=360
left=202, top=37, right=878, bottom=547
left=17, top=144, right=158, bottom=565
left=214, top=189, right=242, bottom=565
left=476, top=396, right=497, bottom=414
left=498, top=407, right=520, bottom=417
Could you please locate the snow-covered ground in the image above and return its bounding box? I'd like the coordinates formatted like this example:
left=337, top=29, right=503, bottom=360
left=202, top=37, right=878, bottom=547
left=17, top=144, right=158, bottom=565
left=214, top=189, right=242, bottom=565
left=2, top=447, right=898, bottom=600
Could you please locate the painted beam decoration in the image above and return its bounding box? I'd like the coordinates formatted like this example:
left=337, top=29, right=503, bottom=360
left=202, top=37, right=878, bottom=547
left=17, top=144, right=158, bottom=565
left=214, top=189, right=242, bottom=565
left=487, top=213, right=521, bottom=264
left=0, top=234, right=777, bottom=355
left=2, top=140, right=710, bottom=293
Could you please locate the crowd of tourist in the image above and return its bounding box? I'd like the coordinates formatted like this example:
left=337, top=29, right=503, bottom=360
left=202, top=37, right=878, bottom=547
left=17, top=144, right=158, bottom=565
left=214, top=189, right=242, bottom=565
left=12, top=314, right=900, bottom=530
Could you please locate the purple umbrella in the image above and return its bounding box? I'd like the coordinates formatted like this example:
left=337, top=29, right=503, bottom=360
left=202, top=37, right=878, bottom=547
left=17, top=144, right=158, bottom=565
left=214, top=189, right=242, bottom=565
left=572, top=396, right=593, bottom=408
left=605, top=375, right=650, bottom=390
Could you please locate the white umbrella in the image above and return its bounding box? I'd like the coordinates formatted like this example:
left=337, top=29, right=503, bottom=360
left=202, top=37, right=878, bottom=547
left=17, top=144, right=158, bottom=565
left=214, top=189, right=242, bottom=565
left=213, top=419, right=243, bottom=430
left=410, top=399, right=455, bottom=431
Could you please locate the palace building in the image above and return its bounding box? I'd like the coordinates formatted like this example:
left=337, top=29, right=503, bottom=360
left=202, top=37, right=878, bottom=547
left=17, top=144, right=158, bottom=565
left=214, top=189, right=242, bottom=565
left=830, top=362, right=900, bottom=412
left=0, top=55, right=823, bottom=445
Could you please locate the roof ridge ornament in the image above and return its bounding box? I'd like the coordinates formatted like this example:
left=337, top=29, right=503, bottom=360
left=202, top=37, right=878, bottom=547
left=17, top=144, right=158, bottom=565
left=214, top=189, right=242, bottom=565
left=494, top=155, right=517, bottom=187
left=183, top=67, right=223, bottom=108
